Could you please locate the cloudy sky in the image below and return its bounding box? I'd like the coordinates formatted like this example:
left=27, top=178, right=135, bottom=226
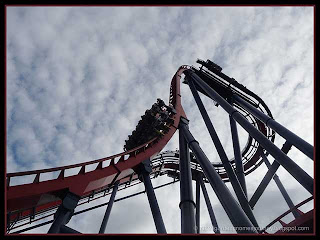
left=6, top=6, right=314, bottom=234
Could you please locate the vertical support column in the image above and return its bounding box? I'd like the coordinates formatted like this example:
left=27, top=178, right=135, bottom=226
left=179, top=119, right=257, bottom=233
left=186, top=69, right=313, bottom=195
left=198, top=176, right=220, bottom=233
left=138, top=159, right=167, bottom=234
left=99, top=181, right=120, bottom=233
left=195, top=175, right=201, bottom=233
left=179, top=118, right=197, bottom=234
left=186, top=75, right=259, bottom=229
left=260, top=149, right=301, bottom=219
left=48, top=192, right=80, bottom=234
left=228, top=97, right=247, bottom=197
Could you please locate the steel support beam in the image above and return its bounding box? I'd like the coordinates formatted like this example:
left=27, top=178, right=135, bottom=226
left=228, top=97, right=247, bottom=197
left=60, top=225, right=81, bottom=234
left=249, top=142, right=292, bottom=208
left=196, top=175, right=201, bottom=233
left=48, top=192, right=80, bottom=234
left=187, top=76, right=259, bottom=229
left=260, top=149, right=301, bottom=219
left=179, top=121, right=197, bottom=234
left=99, top=181, right=119, bottom=234
left=179, top=119, right=257, bottom=233
left=185, top=70, right=313, bottom=195
left=233, top=94, right=313, bottom=160
left=139, top=159, right=167, bottom=234
left=198, top=176, right=220, bottom=233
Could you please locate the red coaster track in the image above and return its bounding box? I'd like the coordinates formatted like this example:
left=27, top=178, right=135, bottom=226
left=6, top=65, right=189, bottom=223
left=8, top=63, right=310, bottom=234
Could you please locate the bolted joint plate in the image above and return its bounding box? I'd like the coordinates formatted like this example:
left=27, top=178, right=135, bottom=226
left=136, top=159, right=153, bottom=182
left=62, top=192, right=81, bottom=211
left=179, top=116, right=190, bottom=127
left=141, top=159, right=153, bottom=173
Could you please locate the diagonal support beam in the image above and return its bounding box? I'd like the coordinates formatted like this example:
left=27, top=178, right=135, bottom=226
left=198, top=175, right=220, bottom=233
left=185, top=70, right=313, bottom=195
left=233, top=94, right=313, bottom=160
left=260, top=148, right=301, bottom=219
left=60, top=225, right=82, bottom=234
left=249, top=142, right=292, bottom=208
left=179, top=119, right=257, bottom=233
left=186, top=76, right=259, bottom=229
left=228, top=97, right=248, bottom=197
left=48, top=192, right=80, bottom=234
left=138, top=159, right=167, bottom=234
left=99, top=181, right=119, bottom=233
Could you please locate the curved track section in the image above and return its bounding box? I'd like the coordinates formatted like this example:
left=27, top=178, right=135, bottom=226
left=262, top=197, right=313, bottom=234
left=6, top=66, right=189, bottom=226
left=182, top=63, right=275, bottom=180
left=6, top=63, right=275, bottom=231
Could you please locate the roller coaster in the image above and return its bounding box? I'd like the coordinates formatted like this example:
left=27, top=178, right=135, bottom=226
left=6, top=59, right=314, bottom=234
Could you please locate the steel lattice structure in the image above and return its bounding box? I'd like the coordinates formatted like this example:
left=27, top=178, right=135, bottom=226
left=6, top=59, right=314, bottom=234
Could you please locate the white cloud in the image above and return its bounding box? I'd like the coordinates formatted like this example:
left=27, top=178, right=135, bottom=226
left=6, top=6, right=313, bottom=234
